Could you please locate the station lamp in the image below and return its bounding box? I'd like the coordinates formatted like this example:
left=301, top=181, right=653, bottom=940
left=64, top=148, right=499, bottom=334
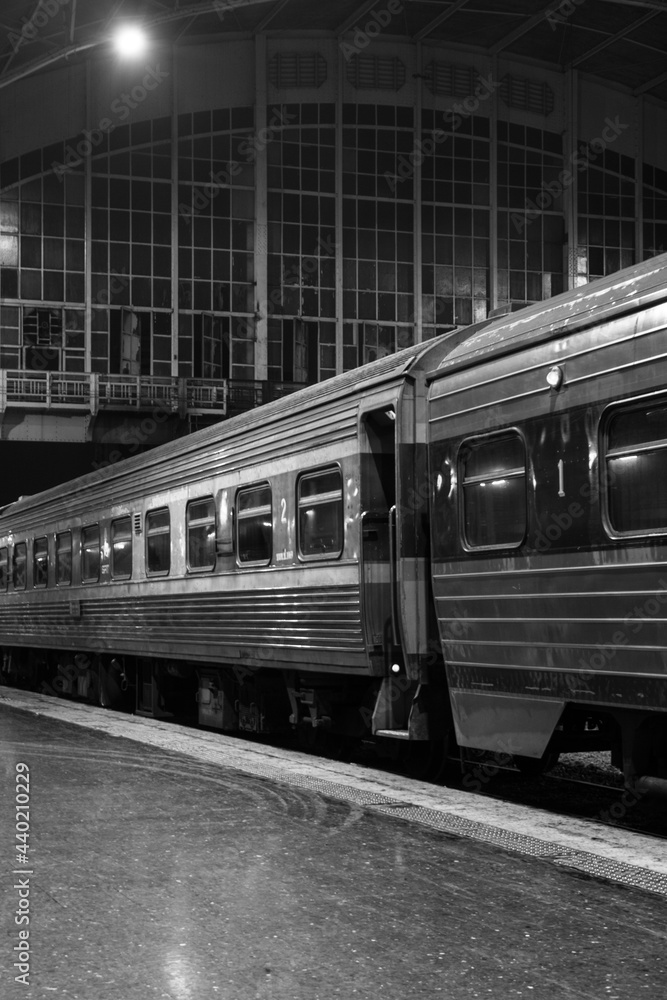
left=114, top=24, right=148, bottom=58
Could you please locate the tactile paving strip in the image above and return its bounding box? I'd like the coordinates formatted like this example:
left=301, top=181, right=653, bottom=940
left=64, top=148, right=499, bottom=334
left=375, top=804, right=562, bottom=855
left=4, top=691, right=667, bottom=897
left=551, top=855, right=667, bottom=895
left=369, top=803, right=667, bottom=896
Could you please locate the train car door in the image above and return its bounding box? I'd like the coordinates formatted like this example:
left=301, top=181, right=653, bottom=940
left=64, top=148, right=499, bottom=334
left=360, top=408, right=399, bottom=672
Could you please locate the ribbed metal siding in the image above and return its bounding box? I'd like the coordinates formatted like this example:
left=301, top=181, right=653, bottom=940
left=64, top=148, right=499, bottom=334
left=0, top=584, right=367, bottom=666
left=432, top=557, right=667, bottom=679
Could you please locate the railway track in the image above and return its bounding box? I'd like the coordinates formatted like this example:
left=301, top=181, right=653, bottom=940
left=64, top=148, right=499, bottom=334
left=348, top=736, right=667, bottom=839
left=457, top=755, right=667, bottom=840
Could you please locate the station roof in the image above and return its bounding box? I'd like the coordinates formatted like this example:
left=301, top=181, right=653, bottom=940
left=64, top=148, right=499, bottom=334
left=0, top=0, right=666, bottom=103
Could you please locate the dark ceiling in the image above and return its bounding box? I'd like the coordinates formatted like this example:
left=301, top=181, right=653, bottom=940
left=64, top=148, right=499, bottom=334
left=0, top=0, right=666, bottom=102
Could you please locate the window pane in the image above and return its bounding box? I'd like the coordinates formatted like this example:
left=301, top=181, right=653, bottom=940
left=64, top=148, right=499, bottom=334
left=238, top=486, right=270, bottom=514
left=607, top=403, right=667, bottom=533
left=187, top=498, right=216, bottom=569
left=56, top=531, right=71, bottom=584
left=298, top=469, right=343, bottom=557
left=461, top=434, right=526, bottom=548
left=13, top=542, right=26, bottom=590
left=148, top=508, right=169, bottom=530
left=111, top=517, right=132, bottom=579
left=462, top=434, right=525, bottom=479
left=147, top=508, right=170, bottom=574
left=82, top=525, right=100, bottom=582
left=299, top=469, right=341, bottom=499
left=608, top=406, right=667, bottom=451
left=237, top=486, right=272, bottom=564
left=34, top=537, right=48, bottom=587
left=0, top=547, right=7, bottom=590
left=608, top=452, right=667, bottom=532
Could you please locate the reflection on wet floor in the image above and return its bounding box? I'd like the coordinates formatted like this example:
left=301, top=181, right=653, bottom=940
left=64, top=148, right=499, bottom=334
left=1, top=705, right=666, bottom=999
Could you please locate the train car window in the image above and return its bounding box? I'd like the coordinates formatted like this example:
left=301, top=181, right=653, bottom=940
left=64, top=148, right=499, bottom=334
left=187, top=498, right=216, bottom=571
left=237, top=485, right=272, bottom=564
left=111, top=517, right=132, bottom=580
left=81, top=525, right=100, bottom=583
left=56, top=531, right=72, bottom=585
left=33, top=537, right=48, bottom=588
left=605, top=403, right=667, bottom=534
left=13, top=543, right=27, bottom=590
left=0, top=547, right=8, bottom=591
left=460, top=433, right=526, bottom=549
left=146, top=508, right=170, bottom=575
left=297, top=468, right=343, bottom=558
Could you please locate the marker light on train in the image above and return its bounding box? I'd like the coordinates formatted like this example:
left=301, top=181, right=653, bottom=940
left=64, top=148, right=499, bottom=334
left=546, top=365, right=564, bottom=390
left=391, top=663, right=401, bottom=674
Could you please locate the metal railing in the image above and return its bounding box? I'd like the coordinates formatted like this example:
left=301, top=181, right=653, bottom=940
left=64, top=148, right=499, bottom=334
left=227, top=379, right=309, bottom=413
left=0, top=371, right=227, bottom=416
left=0, top=370, right=308, bottom=417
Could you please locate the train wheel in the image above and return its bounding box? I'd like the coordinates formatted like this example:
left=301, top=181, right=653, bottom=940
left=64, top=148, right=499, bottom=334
left=98, top=656, right=127, bottom=710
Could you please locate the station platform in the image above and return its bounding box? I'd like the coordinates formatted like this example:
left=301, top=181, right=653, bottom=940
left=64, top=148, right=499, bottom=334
left=1, top=689, right=666, bottom=1000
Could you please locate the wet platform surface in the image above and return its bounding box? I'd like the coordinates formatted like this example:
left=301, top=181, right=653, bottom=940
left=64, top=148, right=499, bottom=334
left=1, top=698, right=667, bottom=999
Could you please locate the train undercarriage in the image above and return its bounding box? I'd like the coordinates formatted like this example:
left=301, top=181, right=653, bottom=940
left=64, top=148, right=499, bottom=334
left=2, top=643, right=667, bottom=796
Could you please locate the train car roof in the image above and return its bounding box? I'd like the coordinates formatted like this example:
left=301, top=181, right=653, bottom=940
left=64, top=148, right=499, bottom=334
left=430, top=251, right=667, bottom=379
left=0, top=322, right=481, bottom=523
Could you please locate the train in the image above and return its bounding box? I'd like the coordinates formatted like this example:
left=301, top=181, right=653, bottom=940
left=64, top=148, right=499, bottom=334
left=2, top=252, right=667, bottom=796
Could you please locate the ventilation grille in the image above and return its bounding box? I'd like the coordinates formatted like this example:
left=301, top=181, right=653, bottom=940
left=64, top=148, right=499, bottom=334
left=133, top=514, right=142, bottom=535
left=269, top=52, right=327, bottom=89
left=346, top=54, right=406, bottom=91
left=500, top=74, right=555, bottom=117
left=424, top=62, right=479, bottom=98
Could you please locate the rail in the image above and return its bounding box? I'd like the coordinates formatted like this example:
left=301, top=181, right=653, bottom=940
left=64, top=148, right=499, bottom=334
left=0, top=370, right=308, bottom=417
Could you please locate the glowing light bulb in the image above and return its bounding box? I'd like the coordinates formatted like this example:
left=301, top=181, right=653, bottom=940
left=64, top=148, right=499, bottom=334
left=546, top=365, right=563, bottom=390
left=114, top=25, right=147, bottom=58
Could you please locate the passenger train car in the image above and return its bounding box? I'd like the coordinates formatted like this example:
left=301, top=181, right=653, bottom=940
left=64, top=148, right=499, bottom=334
left=2, top=253, right=667, bottom=795
left=429, top=252, right=667, bottom=795
left=0, top=329, right=469, bottom=745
